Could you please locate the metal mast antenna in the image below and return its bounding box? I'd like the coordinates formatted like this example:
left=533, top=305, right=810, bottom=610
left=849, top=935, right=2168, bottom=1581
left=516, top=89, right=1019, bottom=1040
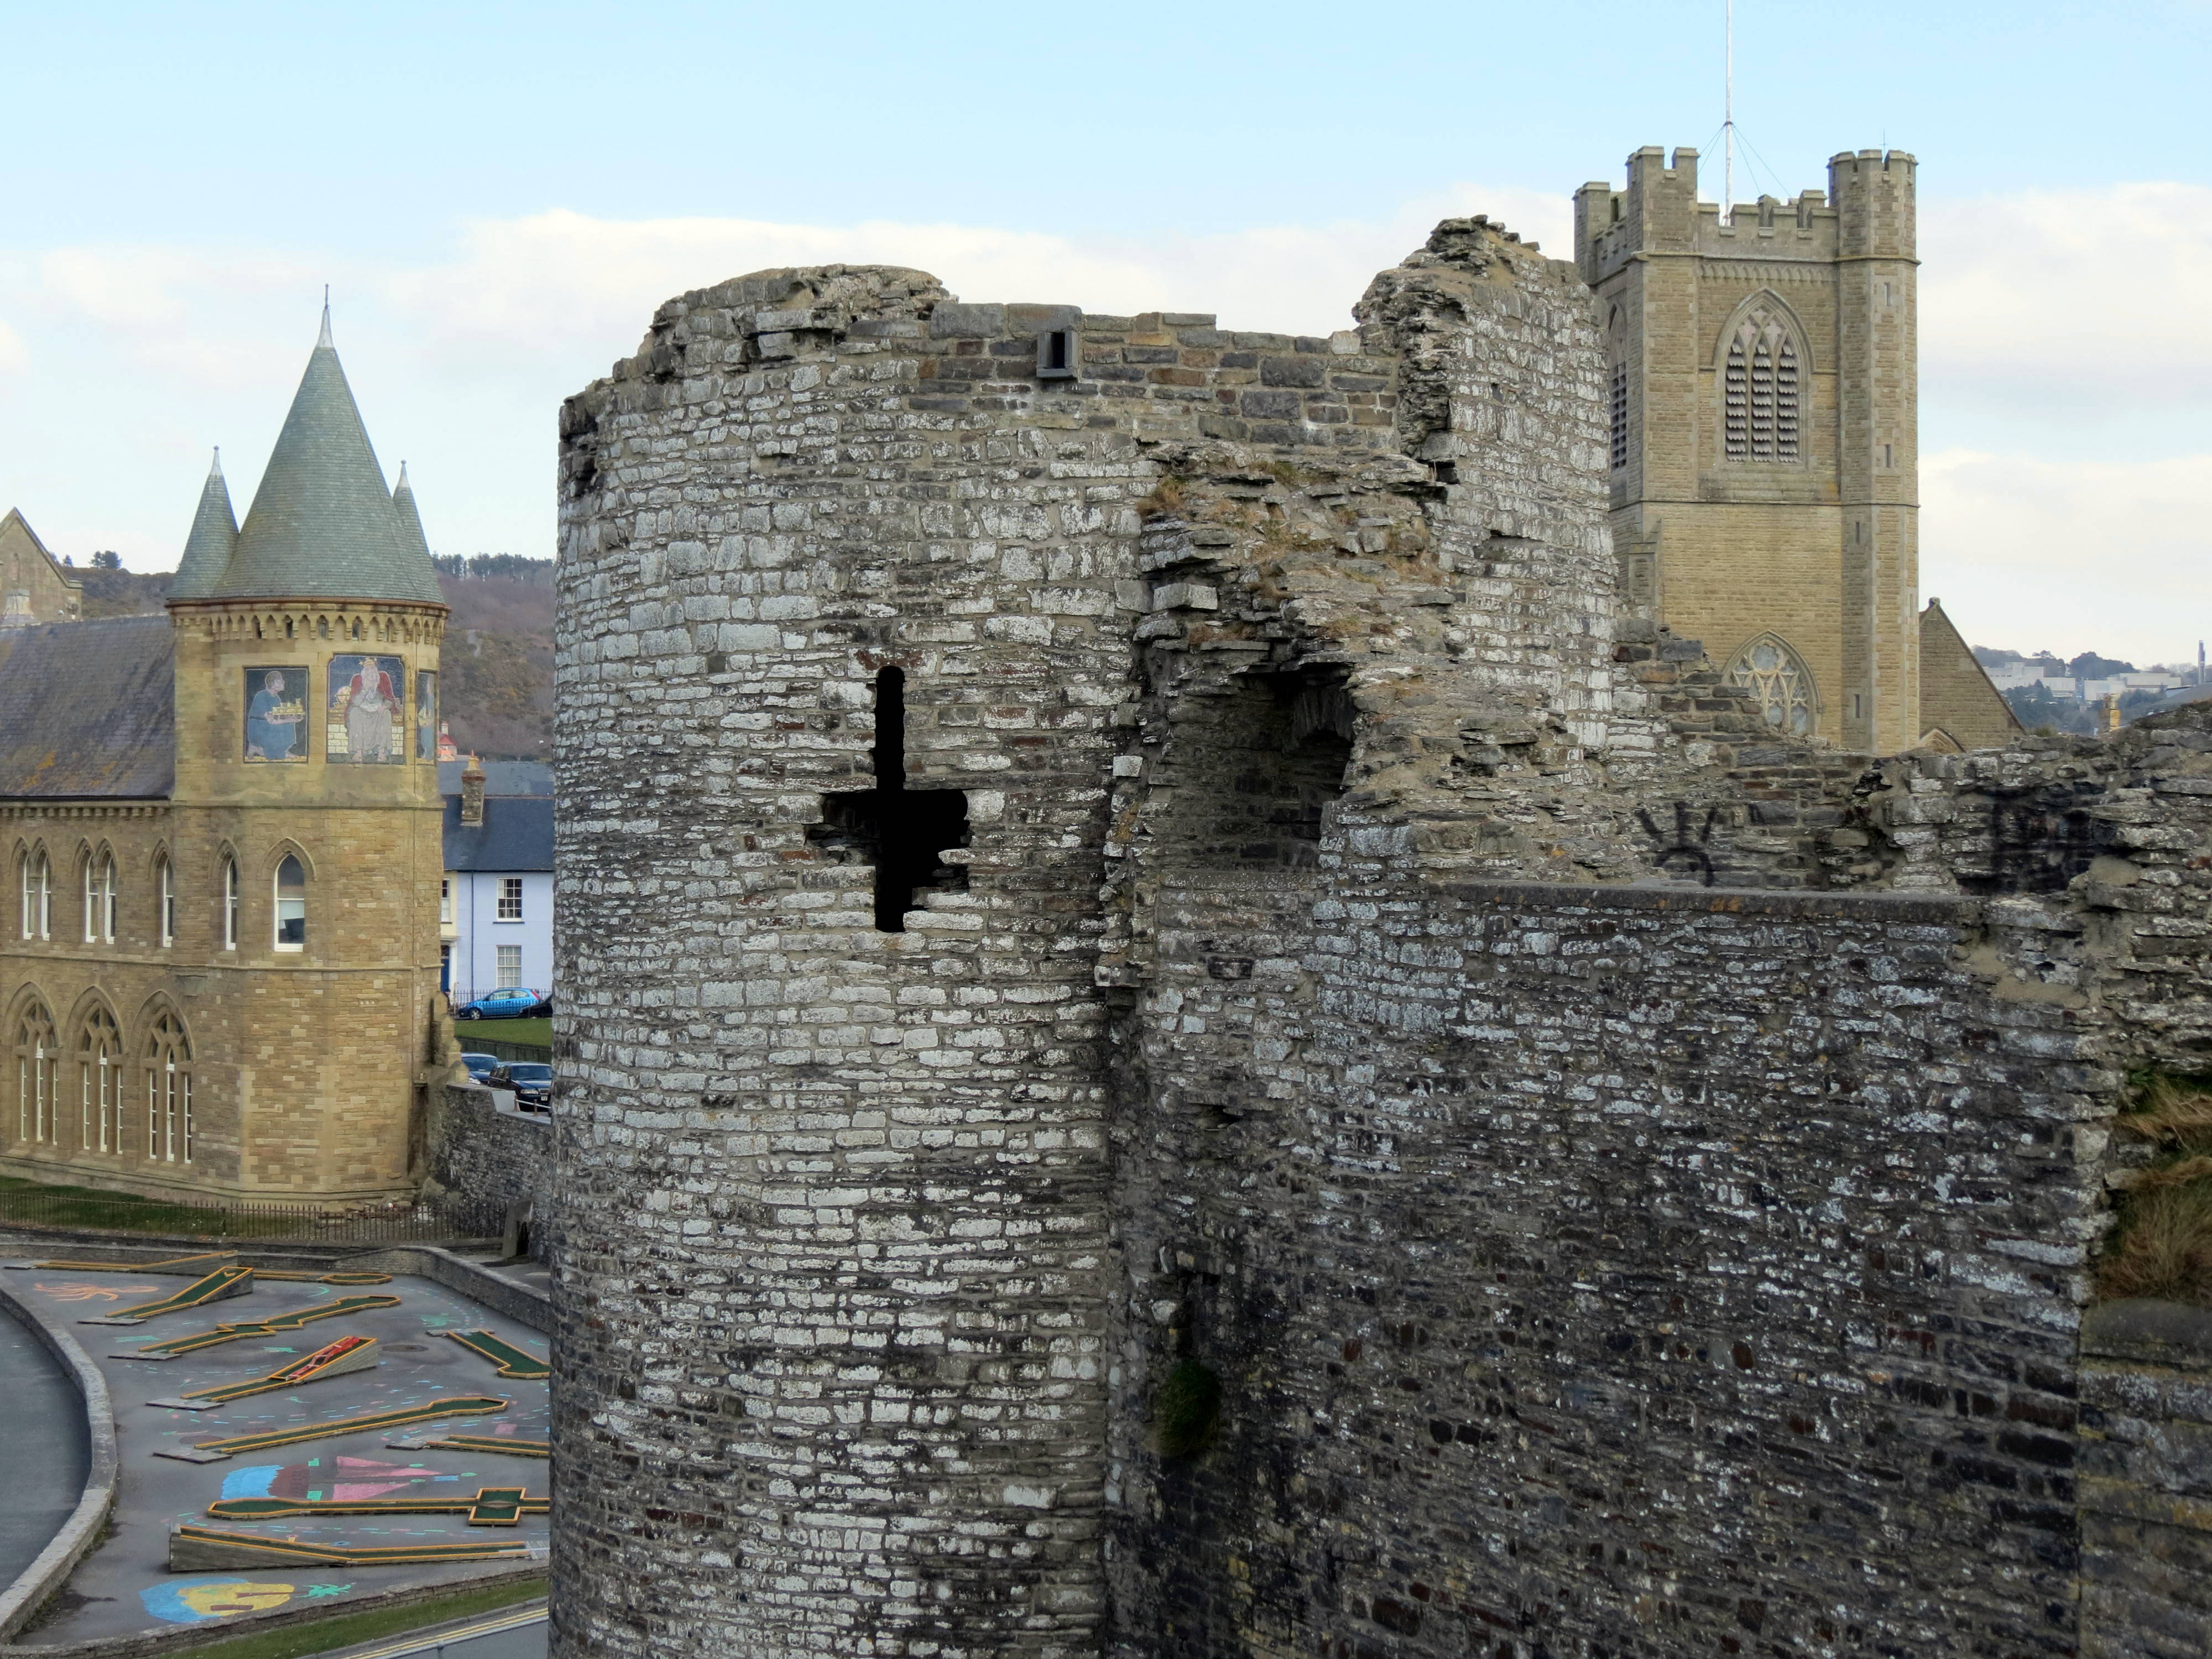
left=1724, top=0, right=1735, bottom=216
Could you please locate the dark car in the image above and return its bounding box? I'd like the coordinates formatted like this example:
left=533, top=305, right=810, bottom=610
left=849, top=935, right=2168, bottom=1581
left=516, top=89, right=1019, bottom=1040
left=456, top=988, right=543, bottom=1020
left=492, top=1062, right=554, bottom=1112
left=460, top=1052, right=500, bottom=1082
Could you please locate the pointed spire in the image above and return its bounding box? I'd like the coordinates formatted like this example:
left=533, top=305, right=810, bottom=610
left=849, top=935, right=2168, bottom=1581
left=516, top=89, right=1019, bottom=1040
left=169, top=446, right=239, bottom=601
left=212, top=305, right=442, bottom=606
left=391, top=461, right=433, bottom=565
left=317, top=285, right=333, bottom=349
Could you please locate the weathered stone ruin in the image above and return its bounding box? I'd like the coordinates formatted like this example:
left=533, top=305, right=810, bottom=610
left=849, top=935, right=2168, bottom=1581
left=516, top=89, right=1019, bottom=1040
left=550, top=223, right=2212, bottom=1657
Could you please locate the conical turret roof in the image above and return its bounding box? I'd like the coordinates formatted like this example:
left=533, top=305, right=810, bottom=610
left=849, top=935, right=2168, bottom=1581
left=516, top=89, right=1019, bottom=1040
left=392, top=462, right=433, bottom=565
left=169, top=449, right=238, bottom=600
left=211, top=307, right=444, bottom=606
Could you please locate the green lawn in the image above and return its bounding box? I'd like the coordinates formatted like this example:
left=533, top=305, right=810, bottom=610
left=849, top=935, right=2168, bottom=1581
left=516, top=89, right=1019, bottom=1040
left=0, top=1174, right=322, bottom=1238
left=157, top=1577, right=545, bottom=1659
left=455, top=1015, right=550, bottom=1048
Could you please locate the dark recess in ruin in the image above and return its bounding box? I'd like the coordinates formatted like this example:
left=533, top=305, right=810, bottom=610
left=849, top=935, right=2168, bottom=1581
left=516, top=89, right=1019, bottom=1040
left=807, top=666, right=971, bottom=930
left=1182, top=670, right=1354, bottom=870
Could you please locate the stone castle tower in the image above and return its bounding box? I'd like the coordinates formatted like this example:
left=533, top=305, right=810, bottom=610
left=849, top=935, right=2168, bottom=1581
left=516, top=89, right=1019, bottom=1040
left=2, top=309, right=447, bottom=1202
left=1576, top=147, right=1921, bottom=752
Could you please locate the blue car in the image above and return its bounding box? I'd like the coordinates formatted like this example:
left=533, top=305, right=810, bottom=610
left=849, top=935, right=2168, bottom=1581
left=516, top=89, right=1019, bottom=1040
left=455, top=988, right=546, bottom=1020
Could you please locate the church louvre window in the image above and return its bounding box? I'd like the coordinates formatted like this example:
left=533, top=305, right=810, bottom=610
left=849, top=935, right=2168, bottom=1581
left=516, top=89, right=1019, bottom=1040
left=1609, top=359, right=1630, bottom=471
left=144, top=1010, right=192, bottom=1164
left=79, top=1007, right=119, bottom=1152
left=13, top=1001, right=55, bottom=1145
left=274, top=855, right=307, bottom=951
left=20, top=848, right=50, bottom=941
left=1726, top=635, right=1818, bottom=735
left=1723, top=310, right=1802, bottom=463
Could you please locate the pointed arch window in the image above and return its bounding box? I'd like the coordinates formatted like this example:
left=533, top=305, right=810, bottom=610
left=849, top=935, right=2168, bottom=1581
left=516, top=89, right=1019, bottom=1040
left=13, top=1001, right=55, bottom=1145
left=145, top=1010, right=192, bottom=1164
left=274, top=855, right=306, bottom=951
left=20, top=848, right=49, bottom=941
left=1726, top=635, right=1819, bottom=736
left=158, top=855, right=175, bottom=949
left=1606, top=305, right=1631, bottom=472
left=83, top=851, right=116, bottom=944
left=79, top=1007, right=120, bottom=1152
left=1723, top=312, right=1802, bottom=463
left=223, top=857, right=239, bottom=951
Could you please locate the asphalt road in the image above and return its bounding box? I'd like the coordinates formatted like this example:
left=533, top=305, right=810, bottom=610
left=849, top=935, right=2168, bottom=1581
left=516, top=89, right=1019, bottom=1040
left=0, top=1299, right=88, bottom=1595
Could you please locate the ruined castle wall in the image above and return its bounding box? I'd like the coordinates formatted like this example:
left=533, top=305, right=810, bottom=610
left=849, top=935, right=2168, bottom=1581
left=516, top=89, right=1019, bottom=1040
left=1107, top=880, right=2116, bottom=1659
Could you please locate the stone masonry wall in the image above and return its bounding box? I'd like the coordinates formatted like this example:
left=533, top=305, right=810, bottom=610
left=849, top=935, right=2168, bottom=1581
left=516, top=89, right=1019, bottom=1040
left=424, top=1079, right=549, bottom=1239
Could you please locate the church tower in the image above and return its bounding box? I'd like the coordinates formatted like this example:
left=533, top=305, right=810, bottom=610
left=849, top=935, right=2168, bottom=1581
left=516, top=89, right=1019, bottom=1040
left=160, top=307, right=449, bottom=1199
left=1575, top=147, right=1919, bottom=753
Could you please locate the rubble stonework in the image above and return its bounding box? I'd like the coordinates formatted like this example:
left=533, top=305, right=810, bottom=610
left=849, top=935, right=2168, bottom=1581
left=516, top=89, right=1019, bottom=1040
left=552, top=223, right=2212, bottom=1657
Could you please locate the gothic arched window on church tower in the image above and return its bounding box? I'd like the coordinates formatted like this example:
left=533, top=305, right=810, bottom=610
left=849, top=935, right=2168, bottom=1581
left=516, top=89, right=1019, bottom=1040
left=82, top=850, right=115, bottom=945
left=1723, top=313, right=1802, bottom=463
left=1726, top=635, right=1819, bottom=735
left=1607, top=306, right=1630, bottom=472
left=12, top=1000, right=55, bottom=1145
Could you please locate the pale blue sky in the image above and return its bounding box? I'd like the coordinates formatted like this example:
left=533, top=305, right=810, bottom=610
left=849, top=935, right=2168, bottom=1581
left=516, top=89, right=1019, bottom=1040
left=2, top=1, right=2205, bottom=660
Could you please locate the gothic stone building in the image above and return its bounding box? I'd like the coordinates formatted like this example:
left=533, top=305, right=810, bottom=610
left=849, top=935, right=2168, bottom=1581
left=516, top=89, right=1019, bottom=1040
left=1577, top=146, right=2017, bottom=753
left=0, top=317, right=448, bottom=1203
left=547, top=187, right=2211, bottom=1655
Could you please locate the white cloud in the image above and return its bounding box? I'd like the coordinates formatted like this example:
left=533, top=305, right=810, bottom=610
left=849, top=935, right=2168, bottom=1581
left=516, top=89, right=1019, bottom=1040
left=1921, top=182, right=2212, bottom=415
left=1922, top=446, right=2212, bottom=666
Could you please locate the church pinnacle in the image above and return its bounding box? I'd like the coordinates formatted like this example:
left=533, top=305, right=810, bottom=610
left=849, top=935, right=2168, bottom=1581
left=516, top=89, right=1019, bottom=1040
left=169, top=447, right=238, bottom=600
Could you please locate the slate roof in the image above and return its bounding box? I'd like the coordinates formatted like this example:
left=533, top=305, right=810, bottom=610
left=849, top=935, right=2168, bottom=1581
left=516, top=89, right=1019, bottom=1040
left=392, top=465, right=432, bottom=564
left=169, top=450, right=238, bottom=601
left=437, top=759, right=554, bottom=797
left=444, top=794, right=553, bottom=873
left=209, top=315, right=444, bottom=607
left=0, top=616, right=175, bottom=798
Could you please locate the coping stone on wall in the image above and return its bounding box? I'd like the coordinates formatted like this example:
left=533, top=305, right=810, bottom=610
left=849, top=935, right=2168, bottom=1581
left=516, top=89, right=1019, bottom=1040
left=0, top=1279, right=116, bottom=1644
left=2081, top=1298, right=2212, bottom=1368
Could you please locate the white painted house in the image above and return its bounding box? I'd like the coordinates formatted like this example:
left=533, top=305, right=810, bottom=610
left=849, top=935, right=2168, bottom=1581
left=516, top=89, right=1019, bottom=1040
left=440, top=760, right=553, bottom=1006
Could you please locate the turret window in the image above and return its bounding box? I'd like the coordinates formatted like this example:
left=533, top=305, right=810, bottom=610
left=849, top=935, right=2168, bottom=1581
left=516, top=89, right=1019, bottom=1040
left=1723, top=314, right=1802, bottom=463
left=275, top=855, right=307, bottom=951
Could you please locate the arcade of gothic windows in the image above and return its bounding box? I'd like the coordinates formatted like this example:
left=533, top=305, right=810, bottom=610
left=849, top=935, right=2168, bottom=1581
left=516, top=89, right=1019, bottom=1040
left=12, top=842, right=310, bottom=953
left=7, top=995, right=192, bottom=1162
left=1721, top=302, right=1804, bottom=463
left=1726, top=634, right=1819, bottom=736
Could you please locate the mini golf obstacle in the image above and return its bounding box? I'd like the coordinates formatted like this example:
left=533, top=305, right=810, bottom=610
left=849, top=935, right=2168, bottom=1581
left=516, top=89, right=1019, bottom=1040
left=114, top=1293, right=403, bottom=1359
left=169, top=1524, right=539, bottom=1571
left=8, top=1253, right=393, bottom=1286
left=76, top=1265, right=253, bottom=1326
left=153, top=1395, right=511, bottom=1463
left=208, top=1485, right=545, bottom=1527
left=444, top=1328, right=549, bottom=1380
left=147, top=1334, right=379, bottom=1409
left=386, top=1432, right=550, bottom=1458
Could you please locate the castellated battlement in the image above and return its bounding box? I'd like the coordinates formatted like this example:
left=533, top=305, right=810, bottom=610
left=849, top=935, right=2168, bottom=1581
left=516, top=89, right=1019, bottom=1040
left=1576, top=145, right=1914, bottom=284
left=552, top=216, right=2212, bottom=1658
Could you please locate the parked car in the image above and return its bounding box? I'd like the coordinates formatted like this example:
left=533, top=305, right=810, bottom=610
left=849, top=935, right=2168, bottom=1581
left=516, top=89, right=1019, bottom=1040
left=525, top=992, right=552, bottom=1017
left=460, top=1052, right=501, bottom=1082
left=455, top=988, right=544, bottom=1020
left=492, top=1062, right=554, bottom=1112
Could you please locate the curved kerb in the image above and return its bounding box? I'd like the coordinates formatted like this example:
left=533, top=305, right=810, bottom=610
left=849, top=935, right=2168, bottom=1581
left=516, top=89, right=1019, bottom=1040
left=0, top=1276, right=118, bottom=1642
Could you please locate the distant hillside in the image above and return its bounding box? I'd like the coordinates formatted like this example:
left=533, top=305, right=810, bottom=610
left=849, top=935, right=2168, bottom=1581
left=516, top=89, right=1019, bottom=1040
left=65, top=556, right=555, bottom=762
left=435, top=557, right=552, bottom=761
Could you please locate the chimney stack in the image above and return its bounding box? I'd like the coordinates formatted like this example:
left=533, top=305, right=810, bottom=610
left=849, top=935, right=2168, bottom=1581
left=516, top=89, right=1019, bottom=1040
left=461, top=755, right=486, bottom=826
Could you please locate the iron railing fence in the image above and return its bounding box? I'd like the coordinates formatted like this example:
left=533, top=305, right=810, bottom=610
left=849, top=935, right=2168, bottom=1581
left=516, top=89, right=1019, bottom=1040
left=0, top=1183, right=503, bottom=1246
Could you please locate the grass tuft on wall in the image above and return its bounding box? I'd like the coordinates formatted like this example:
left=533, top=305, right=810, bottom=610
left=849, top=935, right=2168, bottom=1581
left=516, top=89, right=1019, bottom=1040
left=2099, top=1076, right=2212, bottom=1306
